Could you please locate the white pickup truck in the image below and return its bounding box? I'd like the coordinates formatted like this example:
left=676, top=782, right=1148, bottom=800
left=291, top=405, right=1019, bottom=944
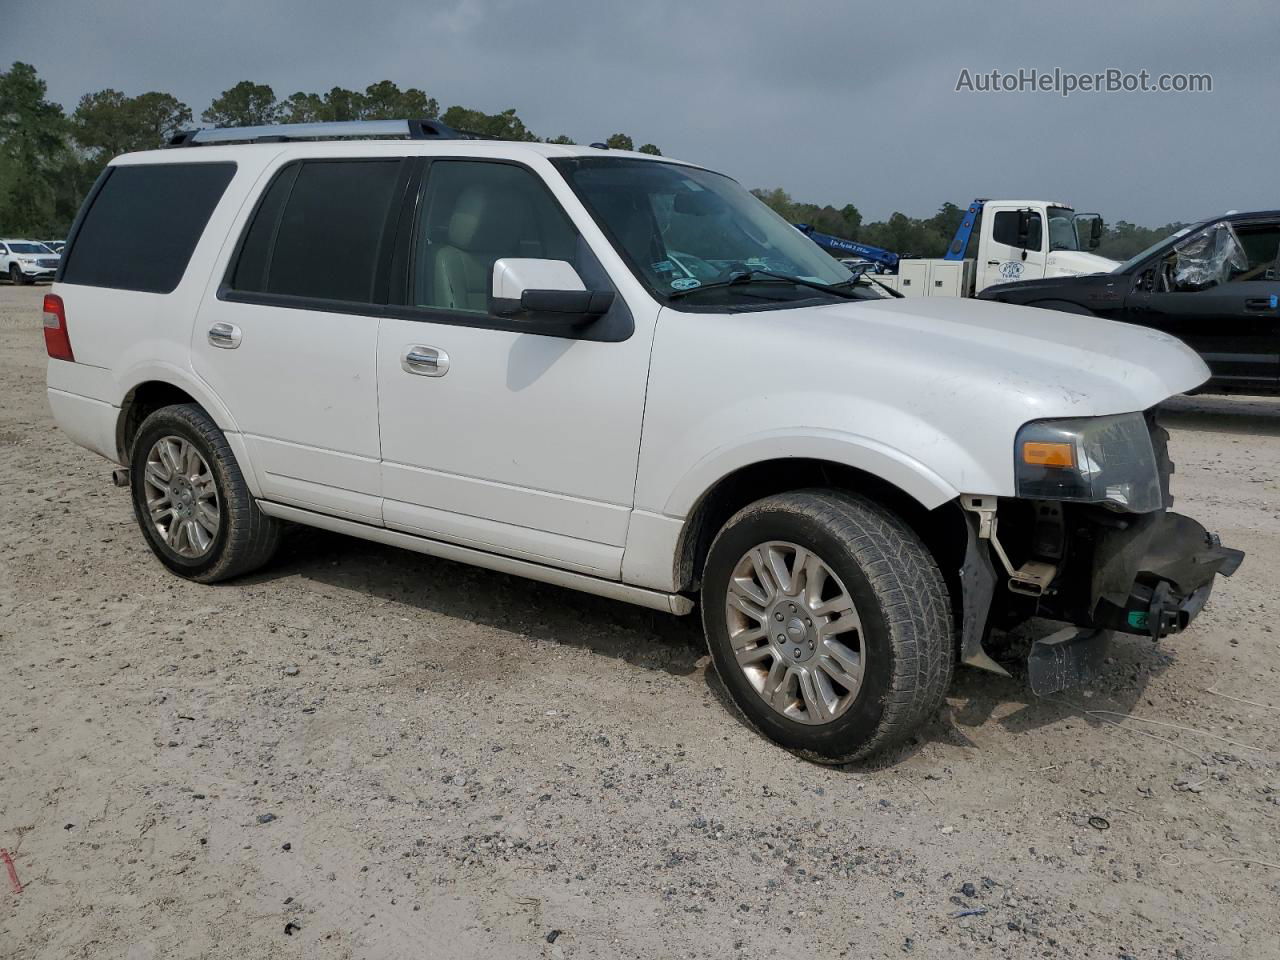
left=43, top=120, right=1242, bottom=762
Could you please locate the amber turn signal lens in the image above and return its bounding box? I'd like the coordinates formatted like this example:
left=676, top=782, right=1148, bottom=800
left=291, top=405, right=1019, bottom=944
left=1022, top=441, right=1075, bottom=468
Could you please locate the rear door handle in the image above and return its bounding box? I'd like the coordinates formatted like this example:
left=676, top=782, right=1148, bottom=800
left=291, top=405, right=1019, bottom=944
left=402, top=345, right=450, bottom=377
left=207, top=322, right=241, bottom=349
left=1245, top=296, right=1277, bottom=311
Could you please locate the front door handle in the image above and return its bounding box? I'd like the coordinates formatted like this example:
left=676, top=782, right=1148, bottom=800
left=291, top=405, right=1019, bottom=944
left=402, top=345, right=450, bottom=377
left=207, top=322, right=241, bottom=349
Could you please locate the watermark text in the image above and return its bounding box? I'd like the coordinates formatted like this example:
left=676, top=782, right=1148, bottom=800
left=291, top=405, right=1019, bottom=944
left=955, top=67, right=1212, bottom=97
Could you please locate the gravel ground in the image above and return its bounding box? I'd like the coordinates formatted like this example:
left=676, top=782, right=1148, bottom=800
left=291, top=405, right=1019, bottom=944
left=1, top=282, right=1278, bottom=959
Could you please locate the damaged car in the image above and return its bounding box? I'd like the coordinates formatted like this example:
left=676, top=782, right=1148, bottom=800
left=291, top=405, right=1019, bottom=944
left=45, top=119, right=1243, bottom=763
left=980, top=210, right=1280, bottom=395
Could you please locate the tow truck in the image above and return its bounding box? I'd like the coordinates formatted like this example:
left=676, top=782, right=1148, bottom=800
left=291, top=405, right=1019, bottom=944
left=795, top=199, right=1118, bottom=297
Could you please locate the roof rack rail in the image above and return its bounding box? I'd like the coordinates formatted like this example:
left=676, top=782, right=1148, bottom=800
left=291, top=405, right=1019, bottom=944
left=167, top=118, right=474, bottom=148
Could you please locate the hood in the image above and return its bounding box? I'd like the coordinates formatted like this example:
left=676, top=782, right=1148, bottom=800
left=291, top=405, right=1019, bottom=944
left=820, top=295, right=1208, bottom=411
left=643, top=295, right=1211, bottom=509
left=1045, top=249, right=1119, bottom=276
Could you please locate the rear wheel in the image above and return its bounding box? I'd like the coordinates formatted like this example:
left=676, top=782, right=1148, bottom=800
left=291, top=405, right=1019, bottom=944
left=129, top=403, right=280, bottom=582
left=701, top=489, right=953, bottom=763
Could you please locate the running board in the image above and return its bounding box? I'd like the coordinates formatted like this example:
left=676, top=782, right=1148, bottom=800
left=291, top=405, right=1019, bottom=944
left=256, top=501, right=695, bottom=616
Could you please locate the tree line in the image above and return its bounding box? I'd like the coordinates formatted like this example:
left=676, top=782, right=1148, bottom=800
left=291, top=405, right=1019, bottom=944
left=0, top=62, right=661, bottom=236
left=1, top=60, right=1184, bottom=259
left=751, top=187, right=1188, bottom=262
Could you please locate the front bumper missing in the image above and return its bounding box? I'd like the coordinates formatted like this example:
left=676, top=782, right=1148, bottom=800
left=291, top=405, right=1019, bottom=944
left=958, top=500, right=1244, bottom=692
left=1085, top=511, right=1243, bottom=639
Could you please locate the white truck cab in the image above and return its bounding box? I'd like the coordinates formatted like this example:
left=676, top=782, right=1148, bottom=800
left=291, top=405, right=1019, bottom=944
left=967, top=199, right=1118, bottom=291
left=43, top=120, right=1241, bottom=762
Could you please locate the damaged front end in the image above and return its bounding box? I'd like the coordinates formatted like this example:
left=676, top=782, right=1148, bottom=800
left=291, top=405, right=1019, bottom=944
left=957, top=411, right=1244, bottom=694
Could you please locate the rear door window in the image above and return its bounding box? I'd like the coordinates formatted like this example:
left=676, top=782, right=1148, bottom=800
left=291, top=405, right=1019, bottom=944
left=61, top=162, right=236, bottom=293
left=229, top=160, right=402, bottom=304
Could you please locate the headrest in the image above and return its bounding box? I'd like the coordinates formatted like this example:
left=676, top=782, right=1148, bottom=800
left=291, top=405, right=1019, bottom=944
left=446, top=186, right=531, bottom=252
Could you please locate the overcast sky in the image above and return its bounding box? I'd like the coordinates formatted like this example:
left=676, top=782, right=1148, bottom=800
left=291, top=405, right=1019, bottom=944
left=5, top=0, right=1277, bottom=226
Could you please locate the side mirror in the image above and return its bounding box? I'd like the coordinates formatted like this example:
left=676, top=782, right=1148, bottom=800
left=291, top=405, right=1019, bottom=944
left=489, top=258, right=615, bottom=328
left=1015, top=210, right=1032, bottom=249
left=1089, top=218, right=1104, bottom=247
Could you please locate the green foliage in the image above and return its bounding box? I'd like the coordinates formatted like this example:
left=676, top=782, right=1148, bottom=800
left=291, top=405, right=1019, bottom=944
left=203, top=81, right=280, bottom=126
left=441, top=106, right=537, bottom=140
left=1095, top=220, right=1187, bottom=260
left=278, top=82, right=440, bottom=124
left=0, top=63, right=666, bottom=235
left=752, top=187, right=863, bottom=243
left=0, top=62, right=71, bottom=235
left=72, top=88, right=192, bottom=161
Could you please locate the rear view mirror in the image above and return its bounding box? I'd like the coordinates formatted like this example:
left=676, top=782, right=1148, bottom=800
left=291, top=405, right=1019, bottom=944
left=673, top=189, right=723, bottom=216
left=490, top=258, right=614, bottom=328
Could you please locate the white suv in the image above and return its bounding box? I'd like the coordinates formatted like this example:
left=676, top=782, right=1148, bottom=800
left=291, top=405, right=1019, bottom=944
left=2, top=238, right=61, bottom=283
left=44, top=119, right=1242, bottom=762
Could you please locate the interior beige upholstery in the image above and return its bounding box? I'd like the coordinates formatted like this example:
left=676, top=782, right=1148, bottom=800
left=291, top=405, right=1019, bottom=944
left=431, top=185, right=538, bottom=312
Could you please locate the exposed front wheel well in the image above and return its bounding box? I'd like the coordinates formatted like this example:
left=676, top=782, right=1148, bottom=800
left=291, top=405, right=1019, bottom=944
left=675, top=459, right=966, bottom=604
left=117, top=381, right=200, bottom=461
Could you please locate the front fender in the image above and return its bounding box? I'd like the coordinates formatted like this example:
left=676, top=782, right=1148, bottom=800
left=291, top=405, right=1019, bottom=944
left=659, top=426, right=984, bottom=519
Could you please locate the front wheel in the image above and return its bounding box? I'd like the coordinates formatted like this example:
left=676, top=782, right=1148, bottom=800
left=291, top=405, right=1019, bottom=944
left=129, top=403, right=280, bottom=583
left=9, top=264, right=27, bottom=285
left=701, top=490, right=953, bottom=763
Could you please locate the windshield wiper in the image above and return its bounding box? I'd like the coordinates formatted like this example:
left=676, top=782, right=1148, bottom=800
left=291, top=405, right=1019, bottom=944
left=841, top=273, right=904, bottom=299
left=666, top=269, right=859, bottom=301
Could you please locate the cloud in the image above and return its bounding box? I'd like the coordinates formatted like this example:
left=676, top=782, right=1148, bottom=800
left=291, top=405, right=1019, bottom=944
left=4, top=0, right=1277, bottom=224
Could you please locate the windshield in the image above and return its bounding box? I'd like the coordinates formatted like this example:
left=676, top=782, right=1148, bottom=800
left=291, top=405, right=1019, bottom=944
left=1046, top=207, right=1080, bottom=251
left=9, top=242, right=52, bottom=254
left=552, top=158, right=861, bottom=306
left=1113, top=225, right=1195, bottom=273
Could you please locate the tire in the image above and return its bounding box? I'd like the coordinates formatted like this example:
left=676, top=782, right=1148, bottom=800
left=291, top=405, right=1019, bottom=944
left=9, top=264, right=27, bottom=285
left=701, top=489, right=953, bottom=764
left=129, top=403, right=280, bottom=583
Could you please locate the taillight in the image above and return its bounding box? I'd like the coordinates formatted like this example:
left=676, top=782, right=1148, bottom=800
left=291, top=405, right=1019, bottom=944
left=43, top=293, right=74, bottom=362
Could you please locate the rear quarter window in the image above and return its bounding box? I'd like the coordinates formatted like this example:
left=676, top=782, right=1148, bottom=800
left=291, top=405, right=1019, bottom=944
left=60, top=162, right=236, bottom=294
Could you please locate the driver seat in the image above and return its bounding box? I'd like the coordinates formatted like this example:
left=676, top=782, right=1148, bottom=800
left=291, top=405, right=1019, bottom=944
left=433, top=185, right=540, bottom=312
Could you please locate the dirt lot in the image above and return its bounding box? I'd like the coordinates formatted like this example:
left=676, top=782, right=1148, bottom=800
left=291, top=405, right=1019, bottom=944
left=1, top=282, right=1278, bottom=959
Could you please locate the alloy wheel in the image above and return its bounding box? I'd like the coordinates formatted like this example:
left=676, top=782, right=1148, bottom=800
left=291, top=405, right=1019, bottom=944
left=724, top=541, right=866, bottom=724
left=142, top=435, right=220, bottom=558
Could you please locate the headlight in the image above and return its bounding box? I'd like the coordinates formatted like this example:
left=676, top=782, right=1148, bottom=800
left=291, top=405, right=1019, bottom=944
left=1014, top=413, right=1163, bottom=513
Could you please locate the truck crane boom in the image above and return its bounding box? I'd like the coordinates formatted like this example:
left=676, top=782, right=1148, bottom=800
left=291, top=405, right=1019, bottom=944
left=792, top=224, right=899, bottom=271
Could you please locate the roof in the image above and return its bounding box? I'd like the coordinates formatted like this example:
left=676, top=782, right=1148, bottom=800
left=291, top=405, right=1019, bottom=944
left=111, top=137, right=686, bottom=169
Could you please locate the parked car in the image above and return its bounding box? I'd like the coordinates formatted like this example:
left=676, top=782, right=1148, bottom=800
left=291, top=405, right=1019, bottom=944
left=1, top=239, right=61, bottom=283
left=41, top=239, right=66, bottom=253
left=44, top=120, right=1243, bottom=762
left=980, top=210, right=1280, bottom=395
